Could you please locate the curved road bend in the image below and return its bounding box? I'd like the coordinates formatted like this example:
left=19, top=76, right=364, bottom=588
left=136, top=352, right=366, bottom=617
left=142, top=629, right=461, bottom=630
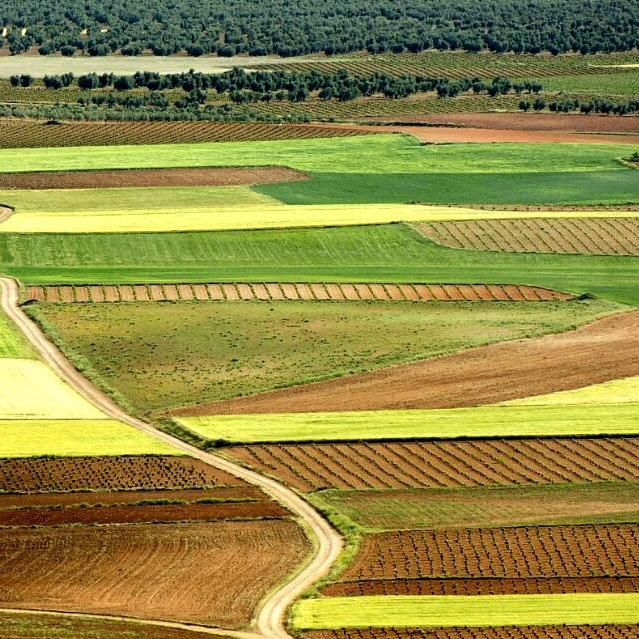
left=0, top=276, right=344, bottom=639
left=0, top=206, right=14, bottom=224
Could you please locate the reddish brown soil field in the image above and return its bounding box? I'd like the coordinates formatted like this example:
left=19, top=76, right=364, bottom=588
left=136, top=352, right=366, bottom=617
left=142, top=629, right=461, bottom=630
left=0, top=612, right=224, bottom=639
left=0, top=456, right=247, bottom=493
left=323, top=576, right=639, bottom=596
left=419, top=218, right=639, bottom=256
left=224, top=437, right=639, bottom=491
left=26, top=282, right=570, bottom=304
left=0, top=166, right=308, bottom=190
left=191, top=310, right=639, bottom=414
left=0, top=520, right=310, bottom=627
left=340, top=525, right=639, bottom=581
left=303, top=625, right=639, bottom=639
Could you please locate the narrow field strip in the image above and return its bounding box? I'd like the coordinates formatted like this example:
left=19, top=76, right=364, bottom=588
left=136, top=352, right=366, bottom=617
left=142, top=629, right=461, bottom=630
left=177, top=404, right=639, bottom=444
left=292, top=594, right=639, bottom=630
left=0, top=419, right=175, bottom=457
left=25, top=283, right=572, bottom=304
left=418, top=218, right=639, bottom=256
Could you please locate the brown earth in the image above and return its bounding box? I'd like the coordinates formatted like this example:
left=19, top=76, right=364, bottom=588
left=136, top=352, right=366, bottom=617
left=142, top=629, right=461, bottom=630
left=303, top=626, right=639, bottom=639
left=0, top=520, right=310, bottom=628
left=0, top=500, right=287, bottom=527
left=339, top=524, right=639, bottom=581
left=418, top=218, right=639, bottom=256
left=224, top=437, right=639, bottom=492
left=177, top=310, right=639, bottom=415
left=0, top=166, right=308, bottom=190
left=0, top=612, right=225, bottom=639
left=323, top=576, right=639, bottom=596
left=0, top=456, right=248, bottom=493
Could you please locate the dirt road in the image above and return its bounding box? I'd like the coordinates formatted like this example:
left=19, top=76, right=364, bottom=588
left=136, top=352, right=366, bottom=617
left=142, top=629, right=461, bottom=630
left=0, top=276, right=343, bottom=639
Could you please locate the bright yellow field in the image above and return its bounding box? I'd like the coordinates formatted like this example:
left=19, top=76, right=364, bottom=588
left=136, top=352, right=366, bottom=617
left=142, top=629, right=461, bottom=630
left=0, top=419, right=177, bottom=457
left=2, top=203, right=637, bottom=234
left=0, top=359, right=104, bottom=419
left=506, top=375, right=639, bottom=406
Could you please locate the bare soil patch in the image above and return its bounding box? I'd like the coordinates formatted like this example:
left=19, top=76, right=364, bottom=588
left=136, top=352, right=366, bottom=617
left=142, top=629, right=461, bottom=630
left=0, top=520, right=310, bottom=628
left=0, top=456, right=247, bottom=493
left=225, top=437, right=639, bottom=492
left=186, top=311, right=639, bottom=414
left=0, top=166, right=308, bottom=190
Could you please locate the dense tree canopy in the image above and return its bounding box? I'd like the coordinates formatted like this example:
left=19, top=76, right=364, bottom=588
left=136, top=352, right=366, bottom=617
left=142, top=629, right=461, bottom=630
left=0, top=0, right=637, bottom=57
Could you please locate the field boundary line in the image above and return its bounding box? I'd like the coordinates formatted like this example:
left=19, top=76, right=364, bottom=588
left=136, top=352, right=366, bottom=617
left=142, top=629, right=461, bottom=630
left=0, top=276, right=344, bottom=639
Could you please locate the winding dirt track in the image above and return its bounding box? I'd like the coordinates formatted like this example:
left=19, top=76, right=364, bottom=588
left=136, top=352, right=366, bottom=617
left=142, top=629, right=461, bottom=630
left=0, top=205, right=14, bottom=224
left=0, top=276, right=343, bottom=639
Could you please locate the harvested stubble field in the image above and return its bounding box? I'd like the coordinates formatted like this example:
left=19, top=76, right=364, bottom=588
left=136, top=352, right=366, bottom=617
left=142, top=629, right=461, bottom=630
left=27, top=300, right=606, bottom=414
left=302, top=625, right=639, bottom=639
left=25, top=282, right=573, bottom=304
left=0, top=520, right=310, bottom=627
left=224, top=437, right=639, bottom=492
left=0, top=455, right=243, bottom=493
left=0, top=612, right=224, bottom=639
left=0, top=166, right=308, bottom=190
left=0, top=119, right=370, bottom=149
left=323, top=576, right=639, bottom=597
left=339, top=524, right=639, bottom=581
left=418, top=218, right=639, bottom=256
left=178, top=309, right=639, bottom=415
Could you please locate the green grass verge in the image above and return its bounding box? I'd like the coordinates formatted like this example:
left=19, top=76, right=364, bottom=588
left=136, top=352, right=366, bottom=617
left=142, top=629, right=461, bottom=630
left=179, top=404, right=639, bottom=444
left=311, top=483, right=639, bottom=531
left=0, top=310, right=35, bottom=359
left=0, top=419, right=177, bottom=457
left=27, top=299, right=616, bottom=415
left=292, top=593, right=639, bottom=630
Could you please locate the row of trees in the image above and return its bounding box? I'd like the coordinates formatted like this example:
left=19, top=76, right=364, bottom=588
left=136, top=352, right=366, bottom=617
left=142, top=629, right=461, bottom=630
left=519, top=97, right=639, bottom=115
left=1, top=0, right=637, bottom=57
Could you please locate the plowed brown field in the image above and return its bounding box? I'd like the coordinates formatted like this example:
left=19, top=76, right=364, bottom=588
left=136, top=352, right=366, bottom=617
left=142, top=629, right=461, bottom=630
left=323, top=576, right=639, bottom=596
left=0, top=456, right=247, bottom=493
left=182, top=310, right=639, bottom=414
left=25, top=283, right=571, bottom=304
left=225, top=437, right=639, bottom=491
left=303, top=625, right=639, bottom=639
left=419, top=218, right=639, bottom=256
left=339, top=525, right=639, bottom=581
left=0, top=520, right=310, bottom=627
left=0, top=166, right=307, bottom=190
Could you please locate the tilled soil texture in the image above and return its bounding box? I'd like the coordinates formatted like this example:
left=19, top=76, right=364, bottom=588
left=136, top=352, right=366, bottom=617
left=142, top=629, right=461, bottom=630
left=0, top=166, right=308, bottom=190
left=0, top=520, right=310, bottom=627
left=0, top=612, right=226, bottom=639
left=302, top=626, right=639, bottom=639
left=179, top=310, right=639, bottom=414
left=419, top=218, right=639, bottom=256
left=25, top=282, right=571, bottom=304
left=225, top=437, right=639, bottom=491
left=0, top=119, right=373, bottom=149
left=0, top=456, right=247, bottom=492
left=323, top=576, right=639, bottom=596
left=363, top=113, right=639, bottom=133
left=339, top=524, right=639, bottom=581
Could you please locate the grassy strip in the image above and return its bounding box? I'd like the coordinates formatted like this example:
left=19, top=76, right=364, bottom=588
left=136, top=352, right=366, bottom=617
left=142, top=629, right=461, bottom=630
left=291, top=593, right=639, bottom=629
left=179, top=404, right=639, bottom=444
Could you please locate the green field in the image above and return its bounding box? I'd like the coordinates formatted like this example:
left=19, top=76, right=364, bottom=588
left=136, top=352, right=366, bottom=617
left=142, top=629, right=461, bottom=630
left=530, top=71, right=639, bottom=96
left=180, top=404, right=639, bottom=444
left=310, top=483, right=639, bottom=531
left=4, top=223, right=639, bottom=306
left=0, top=312, right=34, bottom=359
left=1, top=136, right=637, bottom=206
left=0, top=419, right=176, bottom=457
left=292, top=594, right=639, bottom=630
left=27, top=299, right=616, bottom=415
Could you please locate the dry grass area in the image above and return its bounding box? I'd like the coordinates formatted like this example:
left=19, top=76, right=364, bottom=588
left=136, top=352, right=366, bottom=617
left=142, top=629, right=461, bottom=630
left=0, top=520, right=310, bottom=628
left=418, top=218, right=639, bottom=256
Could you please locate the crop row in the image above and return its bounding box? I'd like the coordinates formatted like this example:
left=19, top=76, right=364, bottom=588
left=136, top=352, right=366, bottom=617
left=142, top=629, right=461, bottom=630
left=26, top=283, right=571, bottom=304
left=226, top=438, right=639, bottom=492
left=420, top=218, right=639, bottom=256
left=340, top=524, right=639, bottom=581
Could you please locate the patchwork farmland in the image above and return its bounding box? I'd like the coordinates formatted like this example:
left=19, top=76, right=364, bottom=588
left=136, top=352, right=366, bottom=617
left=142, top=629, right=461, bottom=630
left=1, top=36, right=639, bottom=639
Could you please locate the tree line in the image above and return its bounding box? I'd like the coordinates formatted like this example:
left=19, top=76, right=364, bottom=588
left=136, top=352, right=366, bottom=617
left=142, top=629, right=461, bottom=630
left=519, top=97, right=639, bottom=116
left=1, top=0, right=637, bottom=57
